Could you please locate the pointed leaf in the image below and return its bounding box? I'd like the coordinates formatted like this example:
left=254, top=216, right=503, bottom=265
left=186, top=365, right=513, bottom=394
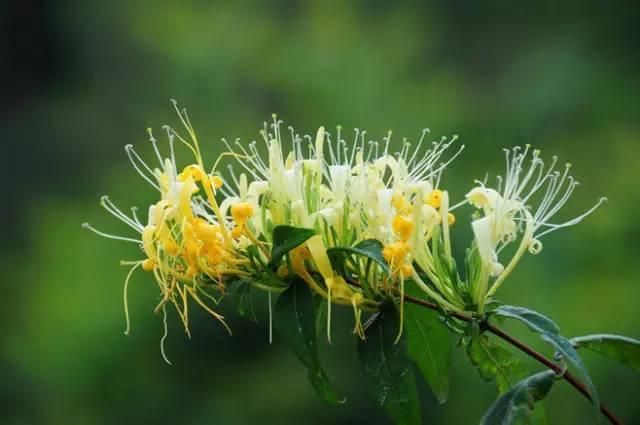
left=230, top=279, right=257, bottom=321
left=571, top=334, right=640, bottom=373
left=274, top=279, right=341, bottom=404
left=481, top=370, right=556, bottom=425
left=358, top=302, right=421, bottom=425
left=493, top=305, right=599, bottom=408
left=404, top=285, right=451, bottom=403
left=269, top=225, right=316, bottom=266
left=327, top=239, right=391, bottom=275
left=493, top=306, right=560, bottom=334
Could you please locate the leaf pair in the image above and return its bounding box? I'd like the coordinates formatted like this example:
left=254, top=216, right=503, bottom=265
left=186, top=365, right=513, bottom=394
left=492, top=305, right=600, bottom=408
left=331, top=239, right=453, bottom=405
left=271, top=225, right=453, bottom=423
left=267, top=225, right=640, bottom=425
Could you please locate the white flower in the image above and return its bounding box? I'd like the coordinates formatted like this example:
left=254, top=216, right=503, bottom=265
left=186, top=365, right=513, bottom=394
left=467, top=145, right=606, bottom=301
left=222, top=117, right=463, bottom=245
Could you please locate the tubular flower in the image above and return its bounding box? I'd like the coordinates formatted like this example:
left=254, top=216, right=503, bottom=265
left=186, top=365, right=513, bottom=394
left=86, top=105, right=605, bottom=357
left=466, top=145, right=606, bottom=310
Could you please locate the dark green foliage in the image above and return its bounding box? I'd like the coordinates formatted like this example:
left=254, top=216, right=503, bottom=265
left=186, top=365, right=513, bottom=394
left=269, top=225, right=316, bottom=266
left=358, top=303, right=421, bottom=425
left=230, top=279, right=257, bottom=321
left=481, top=370, right=556, bottom=425
left=493, top=306, right=560, bottom=334
left=273, top=279, right=342, bottom=404
left=468, top=334, right=523, bottom=394
left=403, top=285, right=451, bottom=403
left=571, top=334, right=640, bottom=373
left=493, top=306, right=599, bottom=408
left=327, top=239, right=390, bottom=276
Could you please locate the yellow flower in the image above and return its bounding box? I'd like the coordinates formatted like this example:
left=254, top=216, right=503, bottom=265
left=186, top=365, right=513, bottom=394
left=392, top=215, right=414, bottom=241
left=425, top=189, right=443, bottom=208
left=231, top=202, right=254, bottom=225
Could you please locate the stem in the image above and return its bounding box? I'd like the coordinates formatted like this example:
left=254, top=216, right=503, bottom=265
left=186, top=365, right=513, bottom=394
left=345, top=279, right=623, bottom=425
left=403, top=291, right=623, bottom=425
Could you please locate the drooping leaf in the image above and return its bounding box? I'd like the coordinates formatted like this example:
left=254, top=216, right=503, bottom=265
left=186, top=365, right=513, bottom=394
left=493, top=306, right=560, bottom=334
left=467, top=334, right=523, bottom=394
left=327, top=238, right=391, bottom=276
left=274, top=279, right=341, bottom=404
left=571, top=334, right=640, bottom=373
left=269, top=225, right=316, bottom=266
left=481, top=370, right=556, bottom=425
left=493, top=305, right=599, bottom=408
left=313, top=294, right=327, bottom=339
left=403, top=285, right=451, bottom=403
left=358, top=302, right=421, bottom=425
left=230, top=279, right=257, bottom=321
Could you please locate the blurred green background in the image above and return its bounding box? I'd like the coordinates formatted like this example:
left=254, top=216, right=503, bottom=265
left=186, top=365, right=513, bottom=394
left=2, top=1, right=639, bottom=424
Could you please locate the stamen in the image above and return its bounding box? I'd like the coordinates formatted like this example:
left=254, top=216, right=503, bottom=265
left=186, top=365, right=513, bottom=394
left=160, top=305, right=172, bottom=365
left=130, top=207, right=143, bottom=227
left=100, top=196, right=143, bottom=231
left=121, top=261, right=143, bottom=335
left=82, top=223, right=142, bottom=243
left=125, top=145, right=160, bottom=190
left=535, top=197, right=607, bottom=238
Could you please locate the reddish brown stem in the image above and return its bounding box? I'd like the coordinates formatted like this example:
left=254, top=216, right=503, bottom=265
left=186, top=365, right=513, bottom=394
left=349, top=280, right=623, bottom=425
left=404, top=292, right=623, bottom=425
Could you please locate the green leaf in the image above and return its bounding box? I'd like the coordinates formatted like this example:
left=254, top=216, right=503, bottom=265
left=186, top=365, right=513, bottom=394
left=403, top=285, right=451, bottom=403
left=273, top=279, right=341, bottom=404
left=493, top=306, right=559, bottom=334
left=230, top=279, right=257, bottom=321
left=326, top=238, right=391, bottom=275
left=530, top=401, right=549, bottom=425
left=493, top=305, right=599, bottom=408
left=268, top=225, right=316, bottom=266
left=358, top=302, right=421, bottom=425
left=313, top=294, right=327, bottom=339
left=571, top=334, right=640, bottom=373
left=253, top=270, right=290, bottom=289
left=468, top=334, right=523, bottom=394
left=481, top=370, right=556, bottom=425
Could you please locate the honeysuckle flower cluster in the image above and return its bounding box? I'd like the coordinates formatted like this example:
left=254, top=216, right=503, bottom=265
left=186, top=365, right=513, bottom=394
left=85, top=103, right=604, bottom=354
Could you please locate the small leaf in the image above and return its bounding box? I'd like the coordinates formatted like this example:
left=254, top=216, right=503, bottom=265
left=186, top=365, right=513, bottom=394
left=493, top=306, right=560, bottom=334
left=230, top=279, right=257, bottom=321
left=571, top=334, right=640, bottom=373
left=404, top=285, right=451, bottom=403
left=493, top=305, right=599, bottom=408
left=269, top=225, right=316, bottom=266
left=274, top=279, right=341, bottom=404
left=254, top=270, right=290, bottom=289
left=468, top=334, right=523, bottom=394
left=481, top=370, right=556, bottom=425
left=358, top=302, right=421, bottom=425
left=327, top=239, right=391, bottom=275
